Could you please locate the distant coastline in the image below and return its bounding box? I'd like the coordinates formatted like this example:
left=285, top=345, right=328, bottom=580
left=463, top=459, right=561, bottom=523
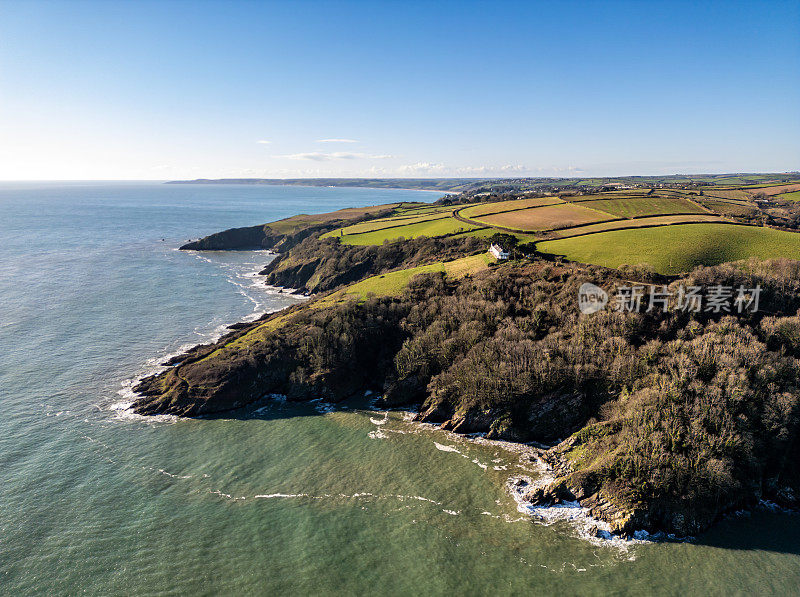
left=166, top=178, right=482, bottom=193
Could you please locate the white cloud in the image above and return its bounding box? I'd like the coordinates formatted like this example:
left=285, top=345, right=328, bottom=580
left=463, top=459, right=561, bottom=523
left=273, top=152, right=392, bottom=161
left=315, top=138, right=358, bottom=143
left=396, top=162, right=448, bottom=174
left=256, top=140, right=271, bottom=144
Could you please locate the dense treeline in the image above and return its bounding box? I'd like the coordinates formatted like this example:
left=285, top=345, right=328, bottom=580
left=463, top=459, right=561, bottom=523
left=134, top=256, right=800, bottom=534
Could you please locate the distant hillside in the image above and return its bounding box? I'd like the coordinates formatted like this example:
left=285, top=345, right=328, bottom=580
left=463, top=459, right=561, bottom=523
left=167, top=173, right=800, bottom=195
left=166, top=178, right=487, bottom=192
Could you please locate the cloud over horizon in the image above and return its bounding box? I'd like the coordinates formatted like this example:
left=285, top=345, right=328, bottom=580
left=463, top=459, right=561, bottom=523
left=274, top=151, right=392, bottom=161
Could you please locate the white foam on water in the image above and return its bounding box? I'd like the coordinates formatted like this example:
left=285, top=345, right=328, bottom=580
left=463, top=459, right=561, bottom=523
left=370, top=411, right=389, bottom=425
left=434, top=441, right=462, bottom=454
left=506, top=475, right=650, bottom=556
left=251, top=393, right=289, bottom=416
left=158, top=469, right=192, bottom=479
left=400, top=495, right=442, bottom=505
left=251, top=491, right=445, bottom=508
left=106, top=251, right=308, bottom=422
left=210, top=490, right=246, bottom=501
left=109, top=399, right=179, bottom=424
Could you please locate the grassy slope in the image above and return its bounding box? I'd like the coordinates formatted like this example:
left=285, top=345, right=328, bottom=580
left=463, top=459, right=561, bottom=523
left=267, top=204, right=401, bottom=234
left=547, top=214, right=727, bottom=238
left=316, top=253, right=494, bottom=305
left=191, top=254, right=493, bottom=361
left=777, top=190, right=800, bottom=202
left=573, top=196, right=707, bottom=218
left=538, top=223, right=800, bottom=274
left=701, top=200, right=759, bottom=216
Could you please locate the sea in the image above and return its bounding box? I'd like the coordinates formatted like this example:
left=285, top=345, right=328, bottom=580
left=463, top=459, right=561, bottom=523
left=1, top=182, right=799, bottom=595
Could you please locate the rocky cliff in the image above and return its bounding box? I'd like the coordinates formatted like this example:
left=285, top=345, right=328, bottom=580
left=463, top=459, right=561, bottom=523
left=137, top=223, right=800, bottom=537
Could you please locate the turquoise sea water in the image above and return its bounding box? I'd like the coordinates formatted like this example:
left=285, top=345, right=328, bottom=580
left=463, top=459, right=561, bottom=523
left=2, top=182, right=800, bottom=595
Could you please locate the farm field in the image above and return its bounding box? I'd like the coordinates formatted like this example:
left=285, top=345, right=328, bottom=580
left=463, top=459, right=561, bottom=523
left=321, top=211, right=451, bottom=237
left=702, top=189, right=753, bottom=201
left=296, top=180, right=800, bottom=261
left=706, top=175, right=789, bottom=186
left=603, top=189, right=654, bottom=196
left=700, top=200, right=759, bottom=217
left=475, top=203, right=611, bottom=231
left=337, top=216, right=481, bottom=245
left=546, top=214, right=728, bottom=239
left=572, top=196, right=707, bottom=218
left=747, top=184, right=800, bottom=196
left=458, top=196, right=562, bottom=218
left=538, top=223, right=800, bottom=274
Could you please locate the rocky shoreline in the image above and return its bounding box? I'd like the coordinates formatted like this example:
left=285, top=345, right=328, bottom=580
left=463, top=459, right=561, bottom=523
left=130, top=312, right=800, bottom=540
left=132, top=207, right=800, bottom=539
left=508, top=435, right=799, bottom=539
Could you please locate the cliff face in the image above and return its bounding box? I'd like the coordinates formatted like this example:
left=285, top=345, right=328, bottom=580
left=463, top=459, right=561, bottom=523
left=258, top=234, right=485, bottom=294
left=133, top=299, right=407, bottom=415
left=180, top=224, right=320, bottom=251
left=136, top=230, right=800, bottom=537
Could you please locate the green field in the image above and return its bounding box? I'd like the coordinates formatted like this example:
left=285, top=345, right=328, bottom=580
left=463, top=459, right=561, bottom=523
left=318, top=253, right=494, bottom=303
left=338, top=216, right=481, bottom=245
left=701, top=200, right=758, bottom=217
left=574, top=196, right=707, bottom=218
left=547, top=214, right=727, bottom=238
left=538, top=223, right=800, bottom=274
left=777, top=191, right=800, bottom=202
left=699, top=189, right=753, bottom=201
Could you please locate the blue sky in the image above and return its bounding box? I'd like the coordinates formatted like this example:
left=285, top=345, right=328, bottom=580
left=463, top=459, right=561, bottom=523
left=0, top=0, right=798, bottom=179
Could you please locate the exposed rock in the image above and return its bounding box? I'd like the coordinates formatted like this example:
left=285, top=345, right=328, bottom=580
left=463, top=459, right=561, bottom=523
left=414, top=400, right=454, bottom=424
left=381, top=375, right=426, bottom=407
left=180, top=224, right=283, bottom=250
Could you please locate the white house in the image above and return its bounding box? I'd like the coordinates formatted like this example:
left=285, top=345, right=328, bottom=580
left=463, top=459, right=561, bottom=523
left=489, top=244, right=509, bottom=260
